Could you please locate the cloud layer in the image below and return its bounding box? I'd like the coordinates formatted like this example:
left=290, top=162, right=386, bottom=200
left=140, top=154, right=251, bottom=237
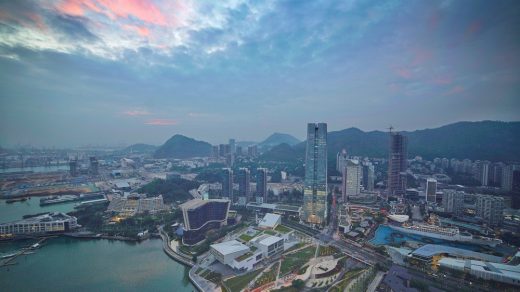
left=0, top=0, right=519, bottom=147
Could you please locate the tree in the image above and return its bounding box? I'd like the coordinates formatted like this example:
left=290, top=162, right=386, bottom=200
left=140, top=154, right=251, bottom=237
left=192, top=254, right=198, bottom=263
left=292, top=279, right=305, bottom=290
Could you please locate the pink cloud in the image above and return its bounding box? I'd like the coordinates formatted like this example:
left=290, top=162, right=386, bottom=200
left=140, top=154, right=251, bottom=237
left=412, top=49, right=433, bottom=66
left=123, top=24, right=150, bottom=37
left=58, top=0, right=84, bottom=16
left=123, top=110, right=151, bottom=116
left=95, top=0, right=168, bottom=26
left=145, top=119, right=177, bottom=125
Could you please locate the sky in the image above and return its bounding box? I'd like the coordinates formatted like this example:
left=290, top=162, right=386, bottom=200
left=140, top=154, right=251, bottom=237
left=0, top=0, right=519, bottom=147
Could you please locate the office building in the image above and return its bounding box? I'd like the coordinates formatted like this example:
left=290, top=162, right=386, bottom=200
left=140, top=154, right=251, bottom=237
left=180, top=199, right=230, bottom=245
left=238, top=168, right=251, bottom=205
left=442, top=190, right=465, bottom=216
left=426, top=178, right=437, bottom=203
left=387, top=131, right=407, bottom=197
left=342, top=159, right=361, bottom=201
left=256, top=168, right=268, bottom=203
left=222, top=168, right=233, bottom=201
left=475, top=194, right=504, bottom=227
left=336, top=149, right=348, bottom=173
left=302, top=123, right=328, bottom=226
left=362, top=161, right=375, bottom=191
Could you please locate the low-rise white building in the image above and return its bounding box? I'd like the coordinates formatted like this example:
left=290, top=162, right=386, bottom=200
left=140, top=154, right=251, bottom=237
left=258, top=213, right=281, bottom=229
left=210, top=240, right=250, bottom=266
left=252, top=235, right=284, bottom=258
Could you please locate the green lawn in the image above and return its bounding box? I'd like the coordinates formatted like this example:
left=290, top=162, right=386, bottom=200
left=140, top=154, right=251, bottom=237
left=264, top=230, right=277, bottom=235
left=318, top=245, right=341, bottom=257
left=329, top=269, right=365, bottom=292
left=280, top=245, right=316, bottom=275
left=275, top=225, right=292, bottom=234
left=224, top=269, right=263, bottom=292
left=239, top=234, right=254, bottom=242
left=253, top=262, right=280, bottom=288
left=284, top=242, right=305, bottom=253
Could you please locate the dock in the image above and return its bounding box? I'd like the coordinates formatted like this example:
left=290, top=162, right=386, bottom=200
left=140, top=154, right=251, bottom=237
left=0, top=237, right=49, bottom=268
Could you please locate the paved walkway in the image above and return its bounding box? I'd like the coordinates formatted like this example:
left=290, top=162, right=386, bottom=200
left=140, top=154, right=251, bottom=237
left=366, top=271, right=385, bottom=292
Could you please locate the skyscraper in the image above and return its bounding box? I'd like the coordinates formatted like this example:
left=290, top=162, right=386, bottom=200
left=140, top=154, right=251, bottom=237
left=222, top=168, right=233, bottom=201
left=238, top=167, right=251, bottom=205
left=302, top=123, right=328, bottom=226
left=336, top=149, right=348, bottom=173
left=212, top=145, right=219, bottom=159
left=387, top=131, right=407, bottom=197
left=256, top=168, right=268, bottom=203
left=362, top=161, right=375, bottom=191
left=426, top=178, right=437, bottom=203
left=229, top=138, right=236, bottom=155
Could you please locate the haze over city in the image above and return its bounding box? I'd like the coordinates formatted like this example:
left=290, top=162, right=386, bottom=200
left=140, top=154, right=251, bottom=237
left=1, top=0, right=519, bottom=147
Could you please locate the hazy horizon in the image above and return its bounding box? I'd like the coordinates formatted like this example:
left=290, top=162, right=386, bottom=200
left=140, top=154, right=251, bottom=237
left=1, top=1, right=519, bottom=147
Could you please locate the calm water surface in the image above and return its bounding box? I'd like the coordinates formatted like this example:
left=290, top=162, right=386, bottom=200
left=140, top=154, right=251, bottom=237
left=0, top=199, right=195, bottom=292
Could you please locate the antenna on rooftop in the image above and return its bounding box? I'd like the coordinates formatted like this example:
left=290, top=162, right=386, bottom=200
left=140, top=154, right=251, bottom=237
left=387, top=125, right=394, bottom=133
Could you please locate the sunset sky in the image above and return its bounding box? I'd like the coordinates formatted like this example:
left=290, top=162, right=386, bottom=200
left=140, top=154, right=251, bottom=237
left=0, top=0, right=519, bottom=147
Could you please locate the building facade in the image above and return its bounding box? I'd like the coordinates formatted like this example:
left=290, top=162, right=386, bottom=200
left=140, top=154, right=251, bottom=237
left=426, top=178, right=437, bottom=203
left=180, top=199, right=230, bottom=245
left=387, top=132, right=408, bottom=197
left=475, top=194, right=504, bottom=227
left=238, top=168, right=251, bottom=205
left=302, top=123, right=328, bottom=226
left=362, top=161, right=375, bottom=192
left=342, top=159, right=361, bottom=201
left=256, top=168, right=268, bottom=203
left=442, top=190, right=465, bottom=217
left=222, top=168, right=233, bottom=201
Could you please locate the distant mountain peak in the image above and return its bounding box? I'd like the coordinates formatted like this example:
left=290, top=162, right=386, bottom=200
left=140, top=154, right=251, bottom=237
left=259, top=133, right=301, bottom=149
left=154, top=134, right=211, bottom=159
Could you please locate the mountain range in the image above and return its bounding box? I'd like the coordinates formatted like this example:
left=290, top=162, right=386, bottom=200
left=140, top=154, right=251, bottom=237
left=152, top=121, right=520, bottom=162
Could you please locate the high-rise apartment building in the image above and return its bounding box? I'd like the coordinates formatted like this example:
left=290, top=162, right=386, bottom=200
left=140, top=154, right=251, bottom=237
left=426, top=178, right=437, bottom=203
left=475, top=194, right=504, bottom=227
left=442, top=190, right=465, bottom=217
left=336, top=149, right=348, bottom=173
left=212, top=145, right=219, bottom=159
left=256, top=168, right=268, bottom=203
left=302, top=123, right=328, bottom=226
left=222, top=168, right=233, bottom=201
left=362, top=161, right=375, bottom=191
left=342, top=159, right=361, bottom=201
left=387, top=131, right=407, bottom=197
left=238, top=168, right=251, bottom=205
left=474, top=160, right=490, bottom=186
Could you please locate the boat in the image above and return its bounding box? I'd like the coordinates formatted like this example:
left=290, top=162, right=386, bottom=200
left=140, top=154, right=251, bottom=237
left=5, top=197, right=28, bottom=204
left=387, top=223, right=502, bottom=247
left=1, top=253, right=17, bottom=259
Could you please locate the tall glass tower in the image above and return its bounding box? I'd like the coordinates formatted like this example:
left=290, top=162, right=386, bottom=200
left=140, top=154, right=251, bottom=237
left=302, top=123, right=328, bottom=226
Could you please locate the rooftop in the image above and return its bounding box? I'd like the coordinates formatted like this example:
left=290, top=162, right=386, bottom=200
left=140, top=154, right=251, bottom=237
left=210, top=240, right=249, bottom=256
left=258, top=213, right=281, bottom=228
left=412, top=244, right=502, bottom=262
left=180, top=198, right=229, bottom=210
left=258, top=235, right=283, bottom=246
left=439, top=258, right=520, bottom=282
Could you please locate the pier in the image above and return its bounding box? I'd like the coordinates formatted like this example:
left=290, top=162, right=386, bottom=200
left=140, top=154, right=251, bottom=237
left=0, top=237, right=49, bottom=268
